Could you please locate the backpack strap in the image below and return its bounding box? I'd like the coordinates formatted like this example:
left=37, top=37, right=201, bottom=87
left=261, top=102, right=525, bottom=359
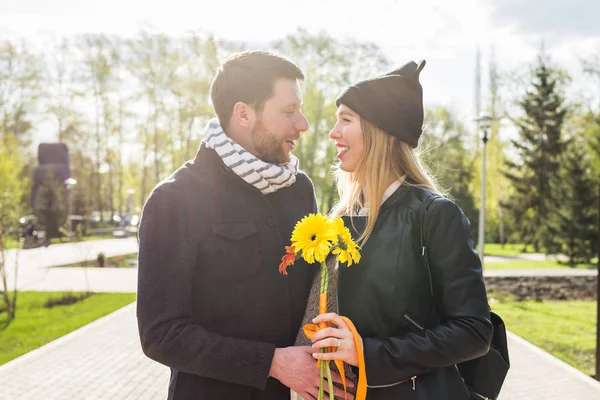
left=418, top=194, right=441, bottom=301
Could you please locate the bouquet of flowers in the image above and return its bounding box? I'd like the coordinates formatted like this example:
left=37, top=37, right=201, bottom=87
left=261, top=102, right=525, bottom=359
left=279, top=213, right=362, bottom=400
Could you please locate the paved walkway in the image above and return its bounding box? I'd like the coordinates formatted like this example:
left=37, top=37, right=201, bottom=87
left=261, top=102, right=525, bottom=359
left=485, top=253, right=570, bottom=263
left=500, top=332, right=600, bottom=399
left=0, top=303, right=168, bottom=400
left=0, top=241, right=599, bottom=399
left=3, top=238, right=139, bottom=292
left=483, top=268, right=597, bottom=277
left=3, top=238, right=139, bottom=269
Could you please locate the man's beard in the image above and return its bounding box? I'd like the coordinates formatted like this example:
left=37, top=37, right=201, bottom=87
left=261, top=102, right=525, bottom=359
left=251, top=118, right=289, bottom=165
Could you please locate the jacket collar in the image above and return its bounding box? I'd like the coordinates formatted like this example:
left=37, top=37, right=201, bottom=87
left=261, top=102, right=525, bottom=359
left=194, top=143, right=232, bottom=175
left=380, top=184, right=413, bottom=210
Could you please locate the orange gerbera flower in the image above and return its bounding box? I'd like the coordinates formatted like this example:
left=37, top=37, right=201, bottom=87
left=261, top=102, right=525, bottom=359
left=279, top=245, right=296, bottom=275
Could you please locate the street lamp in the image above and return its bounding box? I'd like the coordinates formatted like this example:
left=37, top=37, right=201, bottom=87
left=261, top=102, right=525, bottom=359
left=64, top=177, right=77, bottom=240
left=473, top=113, right=494, bottom=264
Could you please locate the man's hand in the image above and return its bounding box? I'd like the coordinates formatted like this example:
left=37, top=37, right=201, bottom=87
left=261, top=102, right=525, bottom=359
left=269, top=346, right=353, bottom=399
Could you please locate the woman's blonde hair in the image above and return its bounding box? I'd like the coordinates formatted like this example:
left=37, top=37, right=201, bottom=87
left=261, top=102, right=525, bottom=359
left=330, top=117, right=442, bottom=245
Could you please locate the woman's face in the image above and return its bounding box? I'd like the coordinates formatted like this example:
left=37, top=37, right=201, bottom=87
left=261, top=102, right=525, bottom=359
left=329, top=104, right=365, bottom=173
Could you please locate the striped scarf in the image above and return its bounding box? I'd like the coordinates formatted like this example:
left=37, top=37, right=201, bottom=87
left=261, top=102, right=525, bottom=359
left=202, top=119, right=299, bottom=195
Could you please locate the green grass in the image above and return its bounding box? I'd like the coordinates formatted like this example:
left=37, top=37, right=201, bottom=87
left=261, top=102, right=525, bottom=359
left=489, top=293, right=597, bottom=377
left=0, top=291, right=136, bottom=365
left=485, top=243, right=537, bottom=256
left=3, top=237, right=20, bottom=249
left=485, top=260, right=596, bottom=270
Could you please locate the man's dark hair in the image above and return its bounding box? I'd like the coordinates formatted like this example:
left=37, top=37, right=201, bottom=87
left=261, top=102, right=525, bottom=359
left=210, top=50, right=304, bottom=130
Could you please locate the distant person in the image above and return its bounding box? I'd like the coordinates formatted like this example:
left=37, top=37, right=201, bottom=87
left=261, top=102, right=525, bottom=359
left=23, top=218, right=38, bottom=240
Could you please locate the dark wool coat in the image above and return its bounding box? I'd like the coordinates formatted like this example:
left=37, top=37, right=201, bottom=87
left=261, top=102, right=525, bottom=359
left=137, top=144, right=318, bottom=400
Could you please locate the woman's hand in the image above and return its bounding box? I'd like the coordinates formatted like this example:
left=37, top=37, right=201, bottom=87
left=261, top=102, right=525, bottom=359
left=310, top=312, right=362, bottom=367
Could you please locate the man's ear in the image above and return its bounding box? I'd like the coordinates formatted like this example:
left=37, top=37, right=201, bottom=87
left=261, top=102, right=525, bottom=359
left=231, top=102, right=256, bottom=129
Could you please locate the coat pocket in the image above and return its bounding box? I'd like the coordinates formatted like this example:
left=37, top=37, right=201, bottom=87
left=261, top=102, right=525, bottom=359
left=211, top=220, right=263, bottom=281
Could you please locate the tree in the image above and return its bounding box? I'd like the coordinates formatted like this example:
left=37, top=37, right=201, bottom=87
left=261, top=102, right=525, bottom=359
left=0, top=39, right=42, bottom=147
left=503, top=54, right=568, bottom=251
left=581, top=45, right=600, bottom=382
left=43, top=37, right=84, bottom=144
left=0, top=39, right=38, bottom=321
left=168, top=31, right=218, bottom=166
left=78, top=34, right=119, bottom=220
left=125, top=29, right=179, bottom=202
left=422, top=106, right=479, bottom=234
left=582, top=53, right=600, bottom=172
left=0, top=133, right=26, bottom=320
left=545, top=141, right=597, bottom=262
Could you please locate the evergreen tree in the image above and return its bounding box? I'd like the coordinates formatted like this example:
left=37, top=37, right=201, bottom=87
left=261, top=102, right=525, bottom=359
left=546, top=142, right=597, bottom=263
left=503, top=55, right=568, bottom=251
left=587, top=112, right=600, bottom=171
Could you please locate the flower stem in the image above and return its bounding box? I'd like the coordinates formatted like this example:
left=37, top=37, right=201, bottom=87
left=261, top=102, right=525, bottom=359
left=320, top=260, right=328, bottom=295
left=326, top=360, right=335, bottom=400
left=319, top=355, right=325, bottom=400
left=318, top=260, right=328, bottom=400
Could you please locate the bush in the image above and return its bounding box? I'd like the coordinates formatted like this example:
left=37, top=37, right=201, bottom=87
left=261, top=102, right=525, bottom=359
left=96, top=252, right=105, bottom=268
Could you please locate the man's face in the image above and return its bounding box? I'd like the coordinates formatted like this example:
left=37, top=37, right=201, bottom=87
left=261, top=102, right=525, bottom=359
left=250, top=79, right=309, bottom=164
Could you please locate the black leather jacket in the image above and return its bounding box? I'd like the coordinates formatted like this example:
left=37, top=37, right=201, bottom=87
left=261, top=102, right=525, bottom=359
left=338, top=185, right=493, bottom=399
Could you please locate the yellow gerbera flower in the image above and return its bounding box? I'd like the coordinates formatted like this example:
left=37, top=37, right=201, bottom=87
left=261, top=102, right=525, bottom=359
left=291, top=213, right=337, bottom=264
left=331, top=217, right=361, bottom=266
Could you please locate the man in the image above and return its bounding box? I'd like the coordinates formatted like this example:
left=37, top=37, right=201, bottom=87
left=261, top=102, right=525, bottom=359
left=137, top=51, right=346, bottom=400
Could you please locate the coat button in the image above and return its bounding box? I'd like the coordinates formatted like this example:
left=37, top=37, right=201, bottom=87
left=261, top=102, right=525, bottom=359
left=282, top=312, right=290, bottom=319
left=266, top=217, right=277, bottom=227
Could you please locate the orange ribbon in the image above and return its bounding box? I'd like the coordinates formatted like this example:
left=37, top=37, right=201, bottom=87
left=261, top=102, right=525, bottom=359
left=302, top=316, right=367, bottom=400
left=340, top=316, right=367, bottom=400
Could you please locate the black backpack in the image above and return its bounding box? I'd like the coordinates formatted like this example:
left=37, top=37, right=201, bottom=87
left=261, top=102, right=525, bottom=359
left=418, top=196, right=510, bottom=400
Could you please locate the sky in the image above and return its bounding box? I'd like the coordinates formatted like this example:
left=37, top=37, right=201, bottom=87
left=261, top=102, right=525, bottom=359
left=1, top=0, right=600, bottom=143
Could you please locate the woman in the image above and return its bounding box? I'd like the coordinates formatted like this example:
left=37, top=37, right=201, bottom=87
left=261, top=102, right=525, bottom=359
left=308, top=61, right=493, bottom=399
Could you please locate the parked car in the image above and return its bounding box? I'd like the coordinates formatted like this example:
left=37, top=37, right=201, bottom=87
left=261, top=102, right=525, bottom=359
left=112, top=214, right=139, bottom=238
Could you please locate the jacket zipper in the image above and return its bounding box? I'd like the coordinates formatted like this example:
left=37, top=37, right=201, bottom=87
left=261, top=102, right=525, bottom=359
left=452, top=365, right=490, bottom=399
left=403, top=314, right=426, bottom=331
left=368, top=375, right=418, bottom=390
left=470, top=392, right=489, bottom=400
